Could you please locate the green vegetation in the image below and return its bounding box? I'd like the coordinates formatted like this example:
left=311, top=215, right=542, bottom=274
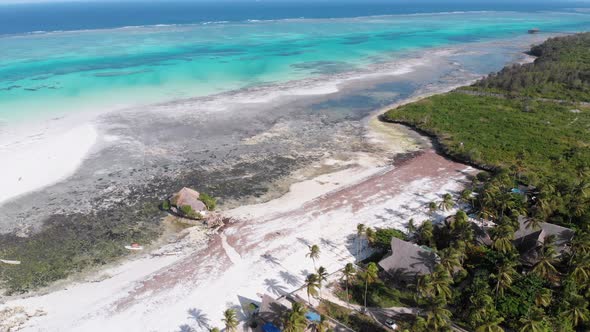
left=0, top=202, right=163, bottom=294
left=318, top=300, right=388, bottom=332
left=283, top=302, right=308, bottom=332
left=380, top=33, right=590, bottom=331
left=373, top=228, right=407, bottom=250
left=180, top=204, right=203, bottom=220
left=223, top=308, right=239, bottom=332
left=199, top=193, right=217, bottom=211
left=471, top=33, right=590, bottom=101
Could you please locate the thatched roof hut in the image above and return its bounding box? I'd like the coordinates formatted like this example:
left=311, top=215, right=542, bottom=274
left=378, top=237, right=438, bottom=282
left=258, top=294, right=287, bottom=327
left=170, top=188, right=207, bottom=212
left=515, top=216, right=575, bottom=265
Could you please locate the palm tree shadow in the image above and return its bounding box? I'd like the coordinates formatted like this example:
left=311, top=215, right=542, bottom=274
left=264, top=278, right=288, bottom=296
left=320, top=237, right=337, bottom=249
left=261, top=253, right=284, bottom=269
left=177, top=324, right=195, bottom=332
left=300, top=269, right=311, bottom=278
left=297, top=237, right=311, bottom=247
left=280, top=270, right=302, bottom=286
left=187, top=308, right=210, bottom=331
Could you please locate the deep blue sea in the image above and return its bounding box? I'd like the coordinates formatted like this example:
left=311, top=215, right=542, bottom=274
left=1, top=1, right=589, bottom=35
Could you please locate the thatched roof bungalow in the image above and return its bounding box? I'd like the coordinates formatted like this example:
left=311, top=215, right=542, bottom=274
left=258, top=294, right=288, bottom=327
left=514, top=216, right=575, bottom=265
left=169, top=187, right=208, bottom=218
left=378, top=237, right=438, bottom=282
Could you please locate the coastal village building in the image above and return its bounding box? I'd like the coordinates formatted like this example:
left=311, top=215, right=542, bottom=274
left=257, top=294, right=288, bottom=330
left=513, top=216, right=575, bottom=266
left=169, top=187, right=208, bottom=218
left=378, top=237, right=438, bottom=282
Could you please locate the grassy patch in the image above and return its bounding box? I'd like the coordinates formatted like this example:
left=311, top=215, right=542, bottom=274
left=385, top=94, right=590, bottom=179
left=318, top=300, right=388, bottom=332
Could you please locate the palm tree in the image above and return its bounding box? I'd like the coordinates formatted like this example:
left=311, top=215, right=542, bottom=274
left=569, top=233, right=590, bottom=267
left=534, top=288, right=552, bottom=308
left=519, top=307, right=547, bottom=332
left=416, top=274, right=434, bottom=299
left=490, top=260, right=517, bottom=299
left=407, top=218, right=417, bottom=234
left=305, top=273, right=320, bottom=305
left=460, top=189, right=473, bottom=205
left=532, top=242, right=559, bottom=283
left=356, top=224, right=365, bottom=257
left=222, top=309, right=239, bottom=332
left=439, top=248, right=463, bottom=276
left=307, top=244, right=320, bottom=270
left=475, top=317, right=505, bottom=332
left=342, top=263, right=356, bottom=306
left=468, top=292, right=496, bottom=329
left=490, top=224, right=515, bottom=254
left=450, top=211, right=474, bottom=243
left=419, top=220, right=435, bottom=248
left=316, top=266, right=328, bottom=299
left=283, top=302, right=307, bottom=332
left=316, top=314, right=330, bottom=332
left=363, top=262, right=379, bottom=309
left=425, top=297, right=452, bottom=331
left=428, top=201, right=438, bottom=216
left=570, top=254, right=590, bottom=284
left=365, top=227, right=376, bottom=248
left=439, top=193, right=454, bottom=211
left=561, top=293, right=589, bottom=327
left=525, top=217, right=543, bottom=231
left=430, top=265, right=453, bottom=302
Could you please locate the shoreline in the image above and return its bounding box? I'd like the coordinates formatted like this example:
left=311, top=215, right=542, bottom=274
left=0, top=33, right=544, bottom=209
left=0, top=84, right=477, bottom=331
left=0, top=123, right=98, bottom=204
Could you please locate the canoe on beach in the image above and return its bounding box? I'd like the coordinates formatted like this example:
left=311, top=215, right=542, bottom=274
left=125, top=243, right=144, bottom=251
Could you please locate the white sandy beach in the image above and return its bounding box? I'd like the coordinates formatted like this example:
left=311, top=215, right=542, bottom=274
left=0, top=93, right=476, bottom=331
left=0, top=123, right=98, bottom=204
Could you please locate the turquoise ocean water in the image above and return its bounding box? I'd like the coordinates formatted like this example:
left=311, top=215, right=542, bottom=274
left=1, top=9, right=590, bottom=123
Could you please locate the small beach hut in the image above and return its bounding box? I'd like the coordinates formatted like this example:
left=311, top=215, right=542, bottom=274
left=169, top=187, right=208, bottom=217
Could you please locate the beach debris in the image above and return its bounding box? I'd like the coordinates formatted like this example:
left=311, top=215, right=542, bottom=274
left=124, top=243, right=144, bottom=251
left=0, top=259, right=21, bottom=265
left=0, top=307, right=46, bottom=331
left=570, top=109, right=581, bottom=113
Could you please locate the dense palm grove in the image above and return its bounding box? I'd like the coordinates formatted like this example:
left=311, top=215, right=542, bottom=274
left=384, top=33, right=590, bottom=331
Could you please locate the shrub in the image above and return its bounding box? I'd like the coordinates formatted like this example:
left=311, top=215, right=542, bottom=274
left=161, top=200, right=170, bottom=211
left=199, top=193, right=217, bottom=211
left=373, top=228, right=407, bottom=250
left=180, top=205, right=203, bottom=220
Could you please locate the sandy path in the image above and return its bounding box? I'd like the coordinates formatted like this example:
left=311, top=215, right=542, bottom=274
left=2, top=143, right=475, bottom=332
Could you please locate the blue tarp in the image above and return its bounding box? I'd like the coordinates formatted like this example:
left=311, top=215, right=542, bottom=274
left=305, top=311, right=321, bottom=322
left=262, top=322, right=281, bottom=332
